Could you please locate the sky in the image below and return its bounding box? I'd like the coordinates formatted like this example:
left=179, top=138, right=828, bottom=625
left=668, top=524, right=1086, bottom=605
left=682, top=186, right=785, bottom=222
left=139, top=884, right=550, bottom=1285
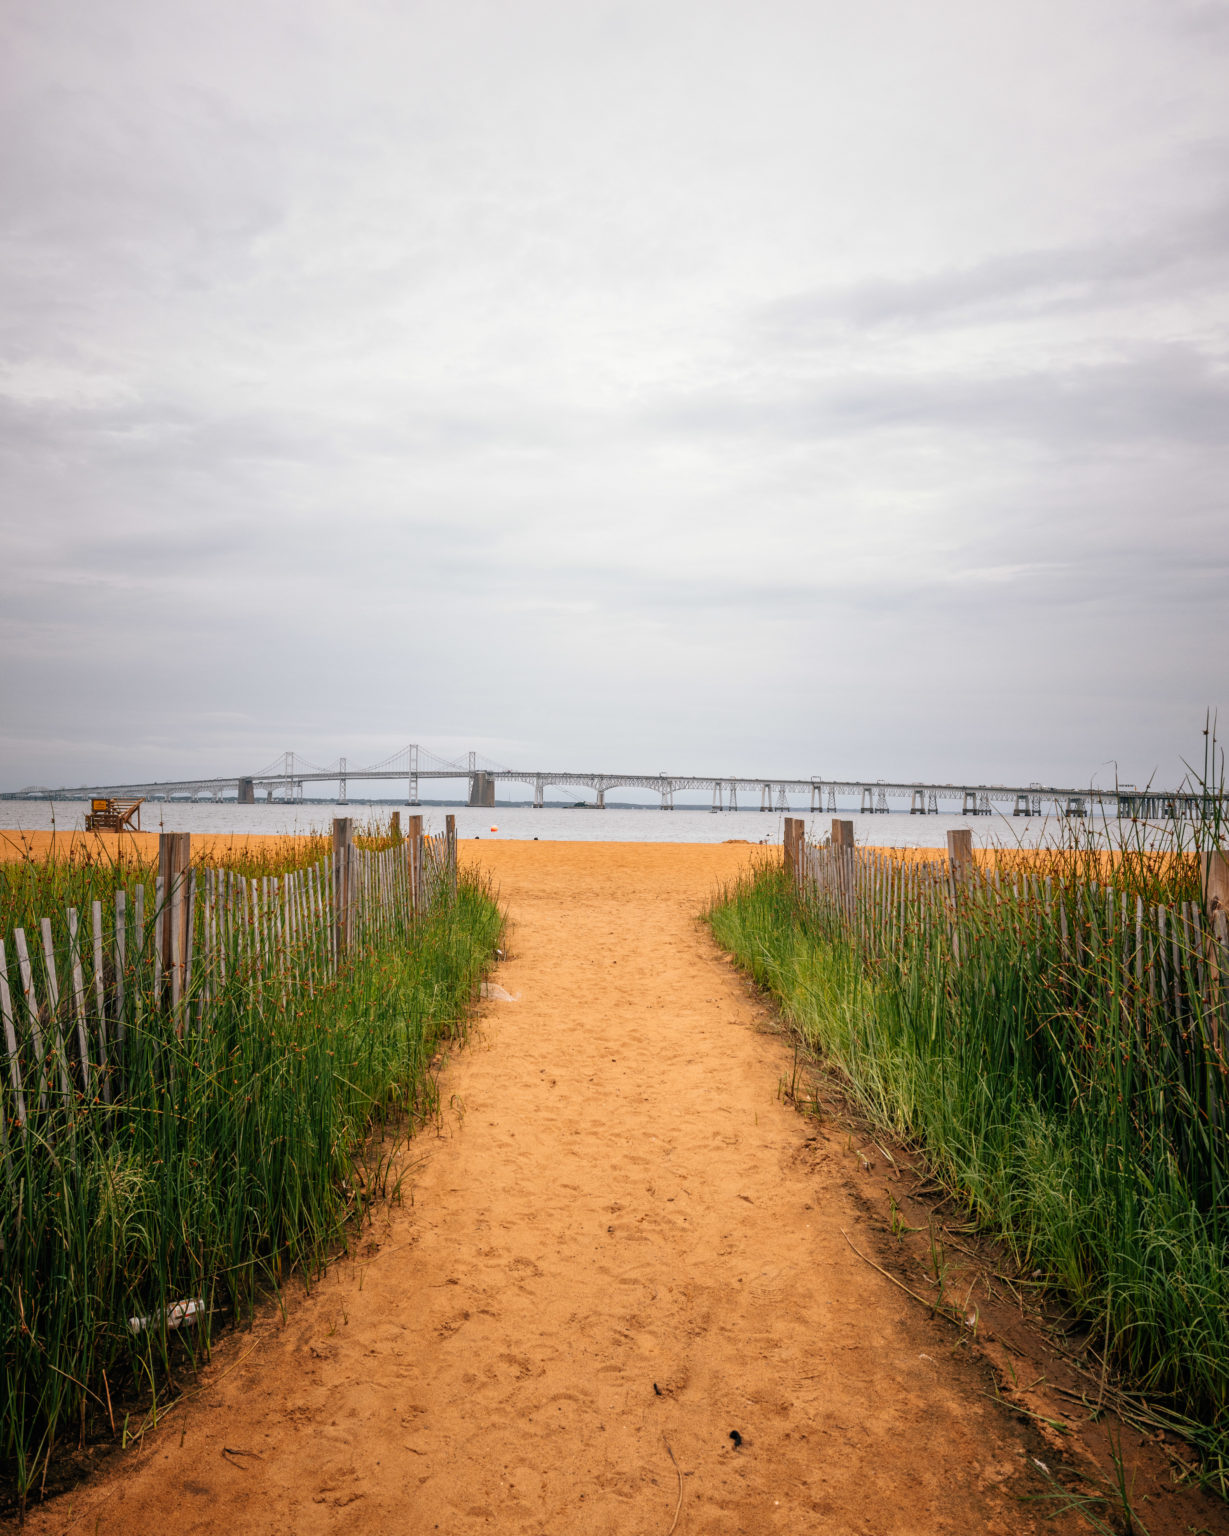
left=2, top=0, right=1227, bottom=794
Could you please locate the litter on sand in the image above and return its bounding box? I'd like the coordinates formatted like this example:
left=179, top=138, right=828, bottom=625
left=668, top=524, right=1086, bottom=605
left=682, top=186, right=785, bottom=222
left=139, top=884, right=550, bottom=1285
left=128, top=1298, right=206, bottom=1335
left=480, top=982, right=520, bottom=1002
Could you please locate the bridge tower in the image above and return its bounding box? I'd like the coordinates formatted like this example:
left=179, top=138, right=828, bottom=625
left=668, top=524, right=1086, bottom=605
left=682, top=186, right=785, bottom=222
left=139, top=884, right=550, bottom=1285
left=408, top=743, right=420, bottom=805
left=338, top=757, right=347, bottom=804
left=728, top=781, right=738, bottom=811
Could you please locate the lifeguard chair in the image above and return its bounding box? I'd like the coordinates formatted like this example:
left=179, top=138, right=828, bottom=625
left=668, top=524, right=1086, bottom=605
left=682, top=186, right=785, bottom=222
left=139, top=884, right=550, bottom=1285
left=85, top=797, right=144, bottom=832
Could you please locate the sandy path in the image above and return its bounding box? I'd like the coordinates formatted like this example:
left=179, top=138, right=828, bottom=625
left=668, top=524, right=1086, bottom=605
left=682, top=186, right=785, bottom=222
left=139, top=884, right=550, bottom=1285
left=29, top=841, right=1065, bottom=1535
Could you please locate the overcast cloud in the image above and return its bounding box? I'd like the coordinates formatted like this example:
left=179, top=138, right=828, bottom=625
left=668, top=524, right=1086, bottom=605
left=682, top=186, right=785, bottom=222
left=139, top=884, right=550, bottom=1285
left=1, top=0, right=1226, bottom=791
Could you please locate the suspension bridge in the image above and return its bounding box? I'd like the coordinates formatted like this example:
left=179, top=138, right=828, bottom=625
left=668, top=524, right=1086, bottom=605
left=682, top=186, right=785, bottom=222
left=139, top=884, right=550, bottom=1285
left=0, top=745, right=1213, bottom=820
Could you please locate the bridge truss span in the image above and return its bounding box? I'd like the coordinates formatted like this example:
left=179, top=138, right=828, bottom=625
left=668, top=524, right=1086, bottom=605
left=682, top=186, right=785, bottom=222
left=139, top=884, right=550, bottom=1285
left=6, top=745, right=1223, bottom=822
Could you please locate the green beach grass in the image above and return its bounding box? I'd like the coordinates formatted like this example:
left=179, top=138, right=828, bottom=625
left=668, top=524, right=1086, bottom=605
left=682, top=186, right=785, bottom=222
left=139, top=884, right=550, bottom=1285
left=708, top=815, right=1229, bottom=1489
left=0, top=847, right=502, bottom=1509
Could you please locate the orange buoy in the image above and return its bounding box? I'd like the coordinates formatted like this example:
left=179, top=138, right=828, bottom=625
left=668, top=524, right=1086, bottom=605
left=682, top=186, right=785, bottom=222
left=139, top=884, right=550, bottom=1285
left=490, top=825, right=498, bottom=832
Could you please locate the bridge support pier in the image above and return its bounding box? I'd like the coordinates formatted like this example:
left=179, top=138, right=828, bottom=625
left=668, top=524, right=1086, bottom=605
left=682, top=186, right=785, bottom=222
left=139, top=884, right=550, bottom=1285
left=910, top=788, right=926, bottom=814
left=961, top=789, right=977, bottom=815
left=468, top=772, right=496, bottom=808
left=711, top=782, right=722, bottom=813
left=760, top=783, right=772, bottom=812
left=237, top=777, right=254, bottom=805
left=533, top=777, right=544, bottom=810
left=811, top=782, right=823, bottom=813
left=660, top=780, right=674, bottom=810
left=728, top=782, right=738, bottom=811
left=596, top=787, right=606, bottom=809
left=860, top=787, right=875, bottom=814
left=1013, top=793, right=1031, bottom=816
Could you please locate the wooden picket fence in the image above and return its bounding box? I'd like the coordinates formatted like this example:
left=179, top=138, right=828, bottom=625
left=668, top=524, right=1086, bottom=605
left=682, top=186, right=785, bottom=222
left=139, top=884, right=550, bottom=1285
left=784, top=821, right=1229, bottom=1013
left=782, top=816, right=1229, bottom=1201
left=0, top=815, right=458, bottom=1148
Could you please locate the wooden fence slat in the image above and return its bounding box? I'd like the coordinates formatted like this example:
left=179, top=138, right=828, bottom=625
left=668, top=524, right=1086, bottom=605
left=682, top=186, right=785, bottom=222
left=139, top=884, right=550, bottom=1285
left=0, top=940, right=27, bottom=1129
left=91, top=901, right=105, bottom=1022
left=153, top=875, right=164, bottom=997
left=170, top=873, right=184, bottom=1022
left=133, top=882, right=144, bottom=969
left=251, top=877, right=262, bottom=973
left=220, top=871, right=230, bottom=986
left=92, top=900, right=111, bottom=1103
left=239, top=876, right=251, bottom=980
left=40, top=917, right=72, bottom=1103
left=13, top=929, right=47, bottom=1109
left=201, top=869, right=212, bottom=1008
left=67, top=907, right=93, bottom=1099
left=114, top=888, right=127, bottom=1060
left=182, top=869, right=197, bottom=1033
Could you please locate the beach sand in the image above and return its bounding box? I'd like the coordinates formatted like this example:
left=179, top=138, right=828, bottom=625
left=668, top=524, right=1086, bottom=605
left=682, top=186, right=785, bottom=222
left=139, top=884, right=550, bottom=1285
left=20, top=840, right=1077, bottom=1535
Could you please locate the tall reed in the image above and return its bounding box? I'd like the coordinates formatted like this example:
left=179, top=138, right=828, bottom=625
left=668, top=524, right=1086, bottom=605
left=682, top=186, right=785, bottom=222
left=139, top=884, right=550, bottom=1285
left=710, top=779, right=1229, bottom=1484
left=0, top=849, right=500, bottom=1509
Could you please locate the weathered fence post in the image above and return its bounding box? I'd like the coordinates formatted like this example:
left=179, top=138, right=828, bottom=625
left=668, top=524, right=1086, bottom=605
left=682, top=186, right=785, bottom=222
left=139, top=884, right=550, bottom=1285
left=157, top=832, right=191, bottom=1017
left=1204, top=851, right=1229, bottom=1003
left=831, top=820, right=855, bottom=921
left=407, top=815, right=423, bottom=912
left=946, top=828, right=974, bottom=881
left=945, top=828, right=973, bottom=963
left=391, top=811, right=401, bottom=841
left=783, top=817, right=804, bottom=885
left=445, top=814, right=457, bottom=894
left=332, top=817, right=354, bottom=960
left=1204, top=850, right=1229, bottom=917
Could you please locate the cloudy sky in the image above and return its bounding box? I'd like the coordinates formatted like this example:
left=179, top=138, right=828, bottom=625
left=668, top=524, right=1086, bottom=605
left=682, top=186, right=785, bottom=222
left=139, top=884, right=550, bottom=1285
left=2, top=0, right=1226, bottom=792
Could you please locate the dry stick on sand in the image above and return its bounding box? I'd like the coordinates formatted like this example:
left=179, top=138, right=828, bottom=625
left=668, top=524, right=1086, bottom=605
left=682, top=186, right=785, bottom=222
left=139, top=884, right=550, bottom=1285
left=663, top=1435, right=684, bottom=1535
left=840, top=1229, right=967, bottom=1327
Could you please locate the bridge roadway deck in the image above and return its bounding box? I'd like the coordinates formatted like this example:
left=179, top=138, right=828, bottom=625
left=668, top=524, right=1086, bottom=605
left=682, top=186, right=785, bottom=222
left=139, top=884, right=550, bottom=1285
left=3, top=761, right=1216, bottom=818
